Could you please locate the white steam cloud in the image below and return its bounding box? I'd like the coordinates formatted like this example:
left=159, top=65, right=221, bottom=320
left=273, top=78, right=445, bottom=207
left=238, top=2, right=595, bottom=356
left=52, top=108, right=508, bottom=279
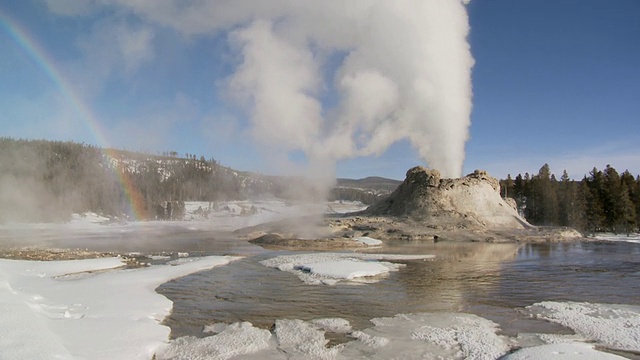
left=223, top=1, right=475, bottom=178
left=49, top=0, right=474, bottom=179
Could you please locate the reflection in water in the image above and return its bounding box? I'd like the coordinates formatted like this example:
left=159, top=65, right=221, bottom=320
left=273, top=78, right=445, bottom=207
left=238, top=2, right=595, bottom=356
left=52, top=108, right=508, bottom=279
left=159, top=240, right=640, bottom=339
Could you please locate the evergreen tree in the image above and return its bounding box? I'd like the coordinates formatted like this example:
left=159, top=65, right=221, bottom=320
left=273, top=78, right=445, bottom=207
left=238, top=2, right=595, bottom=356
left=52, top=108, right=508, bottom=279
left=558, top=170, right=571, bottom=227
left=533, top=164, right=559, bottom=225
left=585, top=168, right=606, bottom=233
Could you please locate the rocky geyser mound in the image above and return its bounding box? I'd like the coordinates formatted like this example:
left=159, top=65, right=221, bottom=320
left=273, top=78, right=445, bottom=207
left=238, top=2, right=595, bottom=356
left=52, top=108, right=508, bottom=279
left=365, top=166, right=530, bottom=230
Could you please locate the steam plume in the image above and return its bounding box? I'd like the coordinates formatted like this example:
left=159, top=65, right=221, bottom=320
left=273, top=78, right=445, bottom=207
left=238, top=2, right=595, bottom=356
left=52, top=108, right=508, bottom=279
left=225, top=1, right=474, bottom=178
left=95, top=0, right=474, bottom=179
left=46, top=0, right=474, bottom=179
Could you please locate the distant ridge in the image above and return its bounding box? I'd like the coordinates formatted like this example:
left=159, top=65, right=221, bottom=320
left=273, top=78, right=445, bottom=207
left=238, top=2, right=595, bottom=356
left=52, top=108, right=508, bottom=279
left=336, top=177, right=402, bottom=192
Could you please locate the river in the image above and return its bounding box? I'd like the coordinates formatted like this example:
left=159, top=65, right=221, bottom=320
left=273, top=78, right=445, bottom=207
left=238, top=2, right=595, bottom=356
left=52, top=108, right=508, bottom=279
left=157, top=239, right=640, bottom=340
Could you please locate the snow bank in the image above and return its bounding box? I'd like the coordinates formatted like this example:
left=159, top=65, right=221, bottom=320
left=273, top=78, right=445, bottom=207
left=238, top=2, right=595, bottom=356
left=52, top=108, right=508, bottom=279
left=260, top=252, right=434, bottom=285
left=0, top=255, right=240, bottom=359
left=527, top=301, right=640, bottom=352
left=594, top=233, right=640, bottom=244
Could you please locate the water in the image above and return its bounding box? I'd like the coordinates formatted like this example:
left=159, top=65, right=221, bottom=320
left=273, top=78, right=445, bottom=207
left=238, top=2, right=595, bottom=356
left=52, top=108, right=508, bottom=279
left=158, top=240, right=640, bottom=339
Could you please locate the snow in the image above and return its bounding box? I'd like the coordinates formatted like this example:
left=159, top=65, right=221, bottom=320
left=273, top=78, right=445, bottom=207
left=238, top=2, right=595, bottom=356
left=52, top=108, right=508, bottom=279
left=260, top=252, right=434, bottom=285
left=326, top=201, right=369, bottom=214
left=353, top=236, right=383, bottom=246
left=298, top=260, right=389, bottom=280
left=0, top=255, right=240, bottom=359
left=4, top=270, right=636, bottom=360
left=274, top=319, right=343, bottom=359
left=0, top=200, right=367, bottom=235
left=359, top=313, right=510, bottom=359
left=157, top=322, right=273, bottom=360
left=503, top=343, right=627, bottom=359
left=594, top=232, right=640, bottom=244
left=69, top=212, right=111, bottom=226
left=526, top=301, right=640, bottom=352
left=180, top=200, right=366, bottom=230
left=158, top=313, right=510, bottom=360
left=157, top=304, right=640, bottom=359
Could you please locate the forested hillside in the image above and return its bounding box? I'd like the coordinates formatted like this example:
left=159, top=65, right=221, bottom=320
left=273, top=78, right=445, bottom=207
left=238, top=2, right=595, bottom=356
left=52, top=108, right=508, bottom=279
left=0, top=138, right=277, bottom=222
left=501, top=164, right=640, bottom=234
left=4, top=138, right=637, bottom=232
left=330, top=177, right=402, bottom=205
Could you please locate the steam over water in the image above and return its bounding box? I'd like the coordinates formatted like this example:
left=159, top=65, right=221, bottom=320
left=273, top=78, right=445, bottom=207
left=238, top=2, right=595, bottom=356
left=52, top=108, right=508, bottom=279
left=158, top=241, right=640, bottom=339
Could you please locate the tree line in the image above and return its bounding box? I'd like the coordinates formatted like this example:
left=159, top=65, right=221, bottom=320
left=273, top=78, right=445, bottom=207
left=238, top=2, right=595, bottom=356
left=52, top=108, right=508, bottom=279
left=0, top=138, right=275, bottom=222
left=500, top=164, right=640, bottom=234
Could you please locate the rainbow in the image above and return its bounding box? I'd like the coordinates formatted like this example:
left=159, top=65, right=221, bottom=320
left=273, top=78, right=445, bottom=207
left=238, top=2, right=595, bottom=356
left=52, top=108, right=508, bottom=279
left=0, top=11, right=148, bottom=220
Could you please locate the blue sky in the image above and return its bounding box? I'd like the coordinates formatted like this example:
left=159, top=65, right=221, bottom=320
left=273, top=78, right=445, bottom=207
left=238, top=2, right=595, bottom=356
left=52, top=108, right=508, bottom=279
left=0, top=1, right=638, bottom=180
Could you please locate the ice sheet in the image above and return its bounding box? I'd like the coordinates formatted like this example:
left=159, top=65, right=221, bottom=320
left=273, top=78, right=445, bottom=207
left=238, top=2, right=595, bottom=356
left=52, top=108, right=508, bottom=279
left=260, top=252, right=434, bottom=285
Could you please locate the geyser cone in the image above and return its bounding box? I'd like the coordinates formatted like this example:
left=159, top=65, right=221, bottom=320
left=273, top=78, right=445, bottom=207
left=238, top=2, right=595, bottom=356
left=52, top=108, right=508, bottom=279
left=366, top=166, right=531, bottom=229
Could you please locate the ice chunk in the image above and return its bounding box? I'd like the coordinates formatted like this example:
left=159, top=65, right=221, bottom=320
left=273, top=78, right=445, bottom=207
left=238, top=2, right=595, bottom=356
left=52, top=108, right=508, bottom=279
left=342, top=313, right=509, bottom=359
left=157, top=322, right=272, bottom=360
left=274, top=319, right=343, bottom=359
left=261, top=252, right=433, bottom=285
left=297, top=260, right=389, bottom=279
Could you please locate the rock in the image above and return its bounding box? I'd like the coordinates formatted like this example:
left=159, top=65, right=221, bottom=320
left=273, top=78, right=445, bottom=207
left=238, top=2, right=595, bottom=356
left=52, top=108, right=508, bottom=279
left=504, top=197, right=518, bottom=211
left=365, top=166, right=531, bottom=230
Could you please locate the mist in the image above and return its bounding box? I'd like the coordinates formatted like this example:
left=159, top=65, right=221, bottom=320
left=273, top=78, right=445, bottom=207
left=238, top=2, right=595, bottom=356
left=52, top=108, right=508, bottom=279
left=27, top=0, right=476, bottom=216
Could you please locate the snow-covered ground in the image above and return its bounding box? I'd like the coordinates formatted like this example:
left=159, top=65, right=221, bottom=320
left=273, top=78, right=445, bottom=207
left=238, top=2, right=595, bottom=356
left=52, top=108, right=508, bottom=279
left=0, top=255, right=240, bottom=359
left=0, top=200, right=367, bottom=234
left=594, top=232, right=640, bottom=244
left=2, top=203, right=639, bottom=359
left=2, top=250, right=639, bottom=359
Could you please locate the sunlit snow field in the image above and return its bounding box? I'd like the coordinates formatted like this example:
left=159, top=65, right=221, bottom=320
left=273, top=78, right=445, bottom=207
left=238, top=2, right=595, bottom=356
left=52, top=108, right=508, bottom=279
left=1, top=200, right=639, bottom=359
